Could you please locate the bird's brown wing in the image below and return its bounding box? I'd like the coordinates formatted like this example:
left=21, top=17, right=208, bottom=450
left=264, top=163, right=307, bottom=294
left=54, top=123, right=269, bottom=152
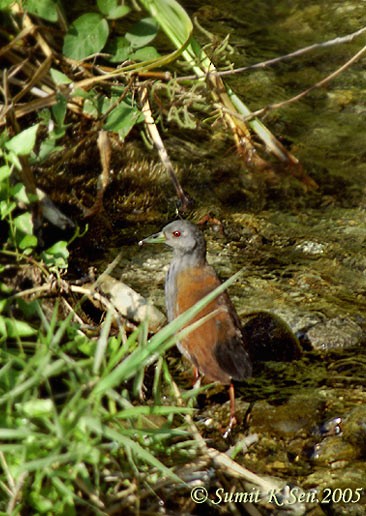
left=174, top=265, right=252, bottom=383
left=213, top=321, right=253, bottom=381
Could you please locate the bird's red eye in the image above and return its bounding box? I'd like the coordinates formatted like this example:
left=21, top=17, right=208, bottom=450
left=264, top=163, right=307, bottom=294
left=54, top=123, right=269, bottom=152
left=172, top=230, right=181, bottom=238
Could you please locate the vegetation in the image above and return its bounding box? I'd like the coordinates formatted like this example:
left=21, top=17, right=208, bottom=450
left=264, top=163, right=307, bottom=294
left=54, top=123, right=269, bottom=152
left=0, top=1, right=285, bottom=512
left=2, top=0, right=365, bottom=513
left=0, top=125, right=246, bottom=513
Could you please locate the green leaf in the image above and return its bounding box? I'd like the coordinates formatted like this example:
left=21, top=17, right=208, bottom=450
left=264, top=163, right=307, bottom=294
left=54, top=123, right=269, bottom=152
left=105, top=36, right=131, bottom=63
left=0, top=0, right=14, bottom=9
left=130, top=46, right=161, bottom=61
left=0, top=165, right=11, bottom=181
left=11, top=183, right=32, bottom=204
left=102, top=427, right=183, bottom=484
left=50, top=68, right=72, bottom=85
left=41, top=241, right=69, bottom=268
left=71, top=88, right=95, bottom=100
left=23, top=0, right=58, bottom=22
left=5, top=124, right=39, bottom=155
left=104, top=102, right=144, bottom=140
left=0, top=199, right=16, bottom=218
left=18, top=399, right=54, bottom=418
left=17, top=233, right=38, bottom=251
left=6, top=151, right=22, bottom=170
left=83, top=93, right=116, bottom=118
left=0, top=281, right=12, bottom=296
left=116, top=405, right=193, bottom=419
left=138, top=0, right=192, bottom=50
left=63, top=13, right=109, bottom=60
left=29, top=493, right=54, bottom=513
left=0, top=317, right=5, bottom=336
left=16, top=298, right=39, bottom=318
left=125, top=17, right=159, bottom=49
left=37, top=138, right=64, bottom=162
left=13, top=212, right=34, bottom=234
left=0, top=427, right=31, bottom=439
left=97, top=0, right=130, bottom=19
left=0, top=299, right=8, bottom=313
left=0, top=129, right=9, bottom=147
left=52, top=95, right=67, bottom=128
left=0, top=317, right=37, bottom=338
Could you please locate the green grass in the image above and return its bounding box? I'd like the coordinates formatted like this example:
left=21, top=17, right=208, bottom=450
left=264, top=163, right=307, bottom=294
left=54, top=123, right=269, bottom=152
left=0, top=267, right=241, bottom=513
left=0, top=302, right=186, bottom=513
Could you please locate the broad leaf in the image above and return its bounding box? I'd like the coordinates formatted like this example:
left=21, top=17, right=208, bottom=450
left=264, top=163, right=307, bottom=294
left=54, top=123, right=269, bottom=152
left=0, top=165, right=11, bottom=181
left=13, top=212, right=34, bottom=234
left=50, top=68, right=72, bottom=85
left=63, top=13, right=109, bottom=60
left=104, top=102, right=144, bottom=140
left=106, top=36, right=131, bottom=63
left=18, top=234, right=38, bottom=251
left=125, top=17, right=159, bottom=49
left=5, top=124, right=39, bottom=155
left=97, top=0, right=130, bottom=19
left=23, top=0, right=58, bottom=22
left=41, top=241, right=69, bottom=268
left=1, top=317, right=37, bottom=338
left=130, top=46, right=161, bottom=61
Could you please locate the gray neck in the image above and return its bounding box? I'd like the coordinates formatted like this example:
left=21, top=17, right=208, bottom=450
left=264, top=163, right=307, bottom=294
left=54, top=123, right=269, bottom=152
left=171, top=247, right=206, bottom=269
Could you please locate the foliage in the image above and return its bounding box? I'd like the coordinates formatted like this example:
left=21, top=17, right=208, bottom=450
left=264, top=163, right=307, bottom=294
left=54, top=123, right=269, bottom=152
left=0, top=33, right=244, bottom=502
left=0, top=0, right=299, bottom=511
left=0, top=0, right=296, bottom=164
left=0, top=125, right=67, bottom=257
left=0, top=302, right=188, bottom=513
left=0, top=262, right=241, bottom=512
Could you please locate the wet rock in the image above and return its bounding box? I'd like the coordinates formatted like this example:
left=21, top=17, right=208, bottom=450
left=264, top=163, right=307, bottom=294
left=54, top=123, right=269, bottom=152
left=303, top=464, right=366, bottom=512
left=250, top=393, right=323, bottom=439
left=342, top=405, right=366, bottom=456
left=241, top=311, right=302, bottom=362
left=309, top=437, right=359, bottom=465
left=295, top=240, right=327, bottom=256
left=314, top=416, right=343, bottom=438
left=305, top=317, right=364, bottom=351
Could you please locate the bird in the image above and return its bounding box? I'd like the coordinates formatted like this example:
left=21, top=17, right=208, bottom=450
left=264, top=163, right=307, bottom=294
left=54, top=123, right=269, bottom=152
left=139, top=219, right=253, bottom=435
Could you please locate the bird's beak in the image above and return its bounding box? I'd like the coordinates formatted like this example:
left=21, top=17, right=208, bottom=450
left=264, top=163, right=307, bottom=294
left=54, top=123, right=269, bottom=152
left=138, top=231, right=166, bottom=246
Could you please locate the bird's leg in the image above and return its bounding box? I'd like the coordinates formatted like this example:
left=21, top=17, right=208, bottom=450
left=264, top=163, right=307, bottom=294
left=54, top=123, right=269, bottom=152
left=192, top=366, right=200, bottom=387
left=223, top=382, right=237, bottom=439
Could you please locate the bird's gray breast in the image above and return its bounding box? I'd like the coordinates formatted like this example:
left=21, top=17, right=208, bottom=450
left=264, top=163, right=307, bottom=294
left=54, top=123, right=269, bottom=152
left=165, top=259, right=179, bottom=322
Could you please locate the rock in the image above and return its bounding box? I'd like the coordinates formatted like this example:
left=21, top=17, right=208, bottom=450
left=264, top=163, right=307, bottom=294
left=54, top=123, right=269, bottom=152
left=305, top=317, right=364, bottom=351
left=241, top=311, right=302, bottom=362
left=98, top=274, right=166, bottom=331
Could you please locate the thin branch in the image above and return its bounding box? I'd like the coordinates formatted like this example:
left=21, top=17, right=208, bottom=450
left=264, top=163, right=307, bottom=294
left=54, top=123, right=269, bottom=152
left=225, top=42, right=366, bottom=123
left=6, top=472, right=28, bottom=514
left=0, top=26, right=34, bottom=58
left=177, top=25, right=366, bottom=82
left=168, top=377, right=290, bottom=502
left=82, top=130, right=112, bottom=218
left=12, top=55, right=53, bottom=104
left=139, top=84, right=191, bottom=211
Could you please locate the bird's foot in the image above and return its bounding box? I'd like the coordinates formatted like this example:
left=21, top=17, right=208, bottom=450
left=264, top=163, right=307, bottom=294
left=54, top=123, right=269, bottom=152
left=192, top=367, right=201, bottom=387
left=223, top=415, right=237, bottom=439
